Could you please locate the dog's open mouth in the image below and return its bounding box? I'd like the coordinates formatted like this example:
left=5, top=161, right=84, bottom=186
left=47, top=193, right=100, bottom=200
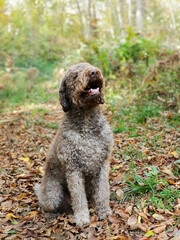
left=85, top=87, right=99, bottom=96
left=84, top=79, right=102, bottom=97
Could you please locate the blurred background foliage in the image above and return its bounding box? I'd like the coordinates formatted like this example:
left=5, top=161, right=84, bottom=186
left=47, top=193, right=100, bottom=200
left=0, top=0, right=180, bottom=131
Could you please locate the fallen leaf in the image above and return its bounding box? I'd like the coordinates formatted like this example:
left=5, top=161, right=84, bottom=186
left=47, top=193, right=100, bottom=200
left=138, top=237, right=150, bottom=240
left=166, top=112, right=174, bottom=118
left=111, top=236, right=128, bottom=240
left=11, top=219, right=18, bottom=225
left=125, top=205, right=133, bottom=215
left=153, top=224, right=166, bottom=233
left=174, top=204, right=180, bottom=214
left=143, top=149, right=151, bottom=154
left=116, top=189, right=124, bottom=200
left=18, top=193, right=28, bottom=201
left=138, top=215, right=141, bottom=224
left=17, top=173, right=25, bottom=178
left=167, top=180, right=175, bottom=185
left=38, top=166, right=44, bottom=175
left=5, top=213, right=20, bottom=219
left=158, top=231, right=169, bottom=239
left=173, top=231, right=180, bottom=240
left=19, top=157, right=30, bottom=162
left=145, top=230, right=154, bottom=237
left=170, top=151, right=179, bottom=158
left=138, top=223, right=148, bottom=232
left=118, top=212, right=129, bottom=220
left=45, top=228, right=51, bottom=237
left=127, top=215, right=138, bottom=230
left=152, top=213, right=165, bottom=221
left=162, top=165, right=177, bottom=179
left=28, top=211, right=38, bottom=215
left=139, top=212, right=148, bottom=220
left=108, top=215, right=120, bottom=224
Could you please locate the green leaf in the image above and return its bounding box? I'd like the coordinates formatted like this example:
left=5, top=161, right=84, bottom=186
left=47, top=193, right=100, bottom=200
left=151, top=166, right=159, bottom=175
left=7, top=230, right=17, bottom=234
left=144, top=171, right=151, bottom=177
left=11, top=219, right=18, bottom=225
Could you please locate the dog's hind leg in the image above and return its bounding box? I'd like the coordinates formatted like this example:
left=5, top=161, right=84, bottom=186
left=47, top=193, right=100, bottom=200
left=34, top=174, right=63, bottom=219
left=34, top=153, right=64, bottom=219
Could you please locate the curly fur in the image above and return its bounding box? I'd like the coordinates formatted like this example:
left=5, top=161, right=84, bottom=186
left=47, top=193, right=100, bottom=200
left=35, top=62, right=113, bottom=226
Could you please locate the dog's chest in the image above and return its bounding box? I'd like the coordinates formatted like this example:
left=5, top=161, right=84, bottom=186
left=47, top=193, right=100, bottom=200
left=64, top=124, right=112, bottom=175
left=77, top=133, right=108, bottom=174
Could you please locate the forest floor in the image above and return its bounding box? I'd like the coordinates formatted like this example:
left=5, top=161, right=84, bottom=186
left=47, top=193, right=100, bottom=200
left=0, top=103, right=180, bottom=240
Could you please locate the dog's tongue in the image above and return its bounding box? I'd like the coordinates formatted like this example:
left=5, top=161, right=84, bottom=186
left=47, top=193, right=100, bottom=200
left=87, top=87, right=99, bottom=95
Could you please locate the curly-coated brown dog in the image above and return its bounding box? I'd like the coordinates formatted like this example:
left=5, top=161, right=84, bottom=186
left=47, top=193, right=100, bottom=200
left=35, top=62, right=113, bottom=226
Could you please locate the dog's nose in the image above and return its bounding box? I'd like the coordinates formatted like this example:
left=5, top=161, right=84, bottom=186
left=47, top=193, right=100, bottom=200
left=91, top=70, right=98, bottom=76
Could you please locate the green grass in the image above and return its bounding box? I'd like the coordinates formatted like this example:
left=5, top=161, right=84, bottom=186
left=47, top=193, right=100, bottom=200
left=31, top=107, right=50, bottom=116
left=123, top=167, right=160, bottom=195
left=111, top=103, right=163, bottom=134
left=110, top=101, right=180, bottom=134
left=122, top=167, right=180, bottom=210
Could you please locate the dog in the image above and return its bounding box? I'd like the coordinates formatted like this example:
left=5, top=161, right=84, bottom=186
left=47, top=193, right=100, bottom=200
left=35, top=62, right=113, bottom=226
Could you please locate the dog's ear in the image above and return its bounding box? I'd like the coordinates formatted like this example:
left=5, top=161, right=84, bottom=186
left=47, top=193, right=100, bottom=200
left=100, top=85, right=105, bottom=104
left=59, top=77, right=71, bottom=112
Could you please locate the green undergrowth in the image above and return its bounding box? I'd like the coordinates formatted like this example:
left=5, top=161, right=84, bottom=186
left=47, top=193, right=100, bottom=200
left=122, top=167, right=180, bottom=210
left=109, top=100, right=179, bottom=134
left=0, top=33, right=180, bottom=132
left=0, top=69, right=57, bottom=111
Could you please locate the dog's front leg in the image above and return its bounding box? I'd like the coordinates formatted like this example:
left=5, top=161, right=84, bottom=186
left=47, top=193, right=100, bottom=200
left=66, top=170, right=90, bottom=226
left=93, top=160, right=112, bottom=219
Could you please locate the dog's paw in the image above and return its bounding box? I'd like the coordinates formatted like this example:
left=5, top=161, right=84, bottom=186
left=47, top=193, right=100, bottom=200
left=74, top=211, right=90, bottom=227
left=97, top=207, right=112, bottom=220
left=44, top=211, right=59, bottom=221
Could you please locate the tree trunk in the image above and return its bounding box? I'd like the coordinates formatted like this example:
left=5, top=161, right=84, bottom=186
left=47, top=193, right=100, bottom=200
left=76, top=0, right=88, bottom=38
left=88, top=0, right=98, bottom=38
left=168, top=2, right=176, bottom=29
left=136, top=0, right=143, bottom=32
left=126, top=0, right=132, bottom=26
left=88, top=0, right=93, bottom=37
left=107, top=0, right=121, bottom=34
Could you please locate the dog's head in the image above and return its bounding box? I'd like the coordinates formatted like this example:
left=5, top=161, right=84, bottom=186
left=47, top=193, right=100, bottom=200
left=59, top=63, right=104, bottom=112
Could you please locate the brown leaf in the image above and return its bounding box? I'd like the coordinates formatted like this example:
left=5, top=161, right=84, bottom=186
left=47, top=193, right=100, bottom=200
left=118, top=212, right=129, bottom=220
left=17, top=193, right=28, bottom=201
left=45, top=228, right=52, bottom=237
left=138, top=223, right=148, bottom=232
left=158, top=231, right=169, bottom=240
left=174, top=204, right=180, bottom=214
left=137, top=237, right=150, bottom=240
left=152, top=213, right=165, bottom=221
left=162, top=165, right=177, bottom=179
left=153, top=224, right=166, bottom=233
left=116, top=189, right=124, bottom=200
left=127, top=215, right=138, bottom=230
left=28, top=211, right=38, bottom=215
left=125, top=205, right=133, bottom=215
left=108, top=215, right=120, bottom=224
left=139, top=212, right=148, bottom=220
left=111, top=236, right=129, bottom=240
left=1, top=200, right=13, bottom=210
